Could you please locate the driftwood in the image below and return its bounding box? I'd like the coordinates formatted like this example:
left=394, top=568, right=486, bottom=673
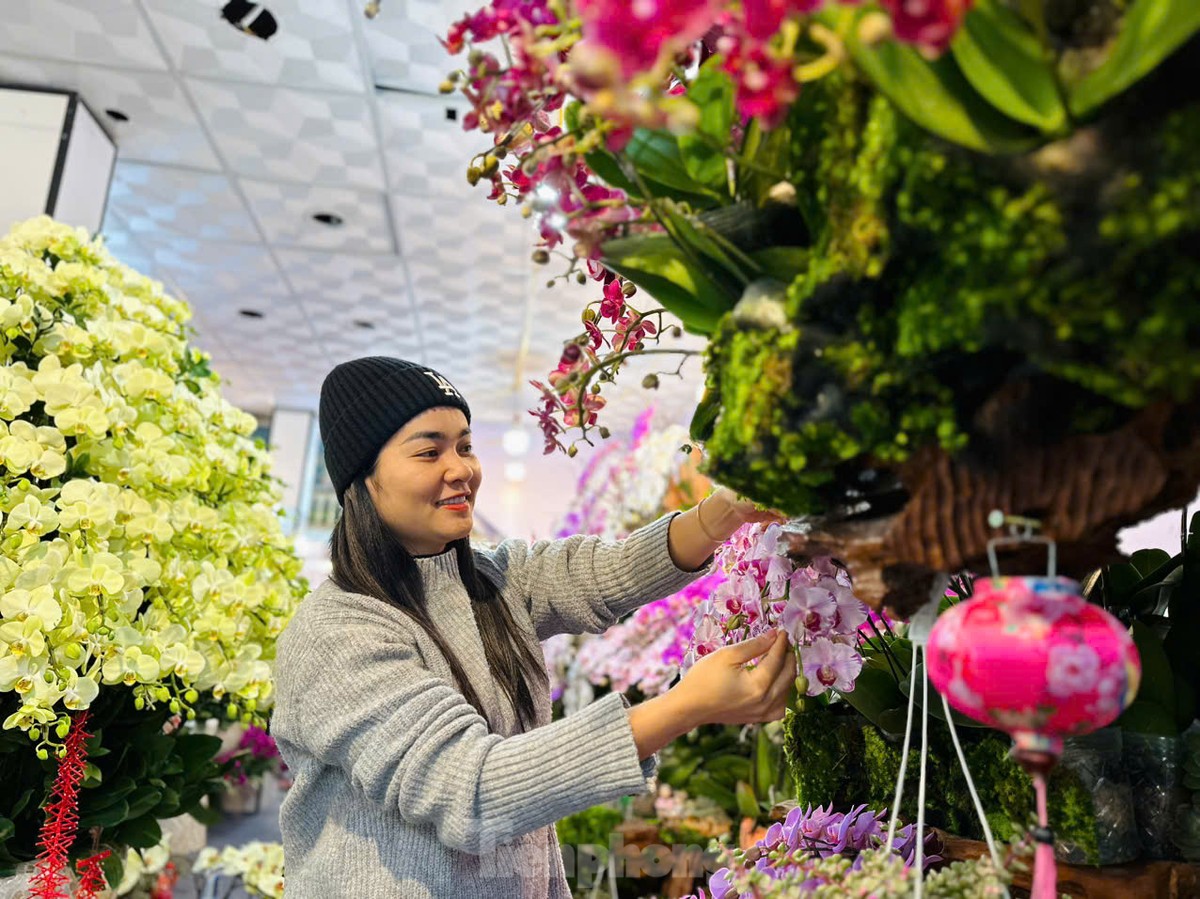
left=937, top=830, right=1200, bottom=899
left=781, top=402, right=1200, bottom=616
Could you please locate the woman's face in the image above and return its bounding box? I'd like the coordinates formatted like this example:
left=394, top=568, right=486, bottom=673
left=366, top=407, right=482, bottom=556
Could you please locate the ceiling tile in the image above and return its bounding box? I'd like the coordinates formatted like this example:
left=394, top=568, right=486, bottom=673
left=362, top=0, right=464, bottom=94
left=240, top=180, right=393, bottom=253
left=186, top=78, right=383, bottom=188
left=108, top=162, right=260, bottom=242
left=0, top=58, right=220, bottom=169
left=141, top=0, right=365, bottom=94
left=0, top=1, right=167, bottom=71
left=274, top=248, right=413, bottom=311
left=377, top=91, right=489, bottom=196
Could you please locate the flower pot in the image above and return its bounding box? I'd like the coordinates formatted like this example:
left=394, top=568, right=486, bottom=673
left=220, top=779, right=263, bottom=816
left=1124, top=731, right=1186, bottom=860
left=1056, top=729, right=1140, bottom=865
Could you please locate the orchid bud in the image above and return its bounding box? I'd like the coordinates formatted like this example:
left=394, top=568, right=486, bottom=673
left=567, top=445, right=578, bottom=458
left=576, top=272, right=587, bottom=285
left=438, top=80, right=456, bottom=95
left=642, top=374, right=659, bottom=389
left=582, top=308, right=597, bottom=323
left=466, top=166, right=483, bottom=186
left=599, top=427, right=611, bottom=439
left=532, top=249, right=551, bottom=264
left=621, top=281, right=637, bottom=297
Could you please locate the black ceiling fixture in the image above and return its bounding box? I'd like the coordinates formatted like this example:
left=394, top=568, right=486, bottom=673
left=104, top=108, right=129, bottom=122
left=239, top=309, right=265, bottom=319
left=312, top=212, right=344, bottom=226
left=353, top=320, right=375, bottom=330
left=445, top=107, right=458, bottom=122
left=221, top=1, right=278, bottom=40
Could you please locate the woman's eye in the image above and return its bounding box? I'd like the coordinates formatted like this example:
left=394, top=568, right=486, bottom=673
left=461, top=444, right=473, bottom=454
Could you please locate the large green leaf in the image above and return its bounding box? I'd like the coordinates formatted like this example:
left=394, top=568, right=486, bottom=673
left=951, top=0, right=1067, bottom=132
left=750, top=246, right=808, bottom=284
left=840, top=664, right=905, bottom=729
left=600, top=233, right=736, bottom=334
left=173, top=734, right=221, bottom=772
left=77, top=798, right=129, bottom=829
left=114, top=814, right=162, bottom=850
left=1068, top=0, right=1200, bottom=118
left=1126, top=620, right=1177, bottom=733
left=845, top=23, right=1040, bottom=154
left=678, top=64, right=736, bottom=194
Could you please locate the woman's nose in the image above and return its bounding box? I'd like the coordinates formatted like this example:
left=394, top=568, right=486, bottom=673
left=445, top=456, right=473, bottom=483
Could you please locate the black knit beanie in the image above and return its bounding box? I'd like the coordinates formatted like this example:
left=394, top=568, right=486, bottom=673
left=319, top=357, right=471, bottom=503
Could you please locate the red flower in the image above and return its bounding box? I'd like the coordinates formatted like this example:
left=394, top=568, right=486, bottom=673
left=742, top=0, right=824, bottom=40
left=881, top=0, right=973, bottom=53
left=576, top=0, right=721, bottom=76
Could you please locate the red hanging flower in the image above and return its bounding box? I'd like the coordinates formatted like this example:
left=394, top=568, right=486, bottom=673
left=74, top=850, right=112, bottom=899
left=29, top=712, right=94, bottom=899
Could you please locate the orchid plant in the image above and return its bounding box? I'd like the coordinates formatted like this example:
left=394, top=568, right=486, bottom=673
left=0, top=216, right=305, bottom=875
left=194, top=841, right=284, bottom=899
left=684, top=523, right=871, bottom=700
left=684, top=804, right=1020, bottom=898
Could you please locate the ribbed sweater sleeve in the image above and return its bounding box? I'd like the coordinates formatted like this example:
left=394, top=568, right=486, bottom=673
left=277, top=612, right=654, bottom=855
left=492, top=512, right=710, bottom=641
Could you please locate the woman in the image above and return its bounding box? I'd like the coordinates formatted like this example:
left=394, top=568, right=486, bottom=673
left=273, top=357, right=797, bottom=898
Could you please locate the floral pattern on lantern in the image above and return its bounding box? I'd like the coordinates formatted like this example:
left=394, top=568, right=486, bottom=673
left=926, top=576, right=1141, bottom=755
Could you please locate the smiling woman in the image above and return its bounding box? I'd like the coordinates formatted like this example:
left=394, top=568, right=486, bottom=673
left=271, top=355, right=795, bottom=898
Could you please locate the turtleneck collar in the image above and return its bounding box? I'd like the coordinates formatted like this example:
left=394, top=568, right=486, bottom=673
left=413, top=546, right=461, bottom=582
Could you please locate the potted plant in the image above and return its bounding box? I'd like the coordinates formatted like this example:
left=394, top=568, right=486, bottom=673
left=436, top=0, right=1200, bottom=612
left=0, top=217, right=305, bottom=892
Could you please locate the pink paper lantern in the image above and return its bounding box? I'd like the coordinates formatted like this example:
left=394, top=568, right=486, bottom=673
left=926, top=576, right=1141, bottom=757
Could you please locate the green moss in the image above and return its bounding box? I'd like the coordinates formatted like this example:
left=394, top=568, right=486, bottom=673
left=783, top=705, right=868, bottom=809
left=783, top=708, right=1101, bottom=861
left=555, top=803, right=624, bottom=850
left=700, top=80, right=1200, bottom=516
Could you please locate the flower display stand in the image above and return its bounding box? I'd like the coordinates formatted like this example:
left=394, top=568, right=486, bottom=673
left=936, top=830, right=1200, bottom=898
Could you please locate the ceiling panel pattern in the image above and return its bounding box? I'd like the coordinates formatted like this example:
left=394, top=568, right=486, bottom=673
left=0, top=58, right=220, bottom=169
left=7, top=0, right=703, bottom=440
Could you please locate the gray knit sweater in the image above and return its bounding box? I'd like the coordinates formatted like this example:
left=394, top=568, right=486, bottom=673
left=272, top=514, right=705, bottom=898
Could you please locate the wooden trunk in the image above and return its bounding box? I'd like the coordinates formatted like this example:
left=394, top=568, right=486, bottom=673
left=781, top=402, right=1200, bottom=616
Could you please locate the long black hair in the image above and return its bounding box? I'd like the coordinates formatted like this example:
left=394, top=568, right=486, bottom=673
left=329, top=476, right=546, bottom=731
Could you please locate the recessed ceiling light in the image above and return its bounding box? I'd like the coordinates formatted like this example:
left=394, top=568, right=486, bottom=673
left=105, top=108, right=130, bottom=123
left=312, top=212, right=344, bottom=226
left=239, top=309, right=265, bottom=318
left=445, top=107, right=458, bottom=122
left=221, top=1, right=278, bottom=40
left=353, top=320, right=375, bottom=330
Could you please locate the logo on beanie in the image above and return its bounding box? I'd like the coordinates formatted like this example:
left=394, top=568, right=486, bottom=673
left=424, top=371, right=462, bottom=399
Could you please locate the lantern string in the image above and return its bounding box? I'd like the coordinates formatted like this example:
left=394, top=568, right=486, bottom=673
left=941, top=692, right=1004, bottom=872
left=914, top=650, right=930, bottom=899
left=1030, top=771, right=1057, bottom=899
left=884, top=648, right=919, bottom=855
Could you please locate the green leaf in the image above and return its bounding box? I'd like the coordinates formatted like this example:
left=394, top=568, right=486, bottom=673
left=659, top=202, right=759, bottom=287
left=749, top=246, right=808, bottom=284
left=1102, top=563, right=1142, bottom=608
left=101, top=851, right=124, bottom=896
left=1068, top=0, right=1200, bottom=118
left=735, top=780, right=759, bottom=820
left=600, top=233, right=736, bottom=334
left=77, top=799, right=129, bottom=829
left=1130, top=548, right=1173, bottom=578
left=950, top=0, right=1067, bottom=132
left=840, top=665, right=906, bottom=729
left=172, top=734, right=221, bottom=772
left=1117, top=699, right=1178, bottom=736
left=624, top=129, right=724, bottom=202
left=1127, top=620, right=1177, bottom=731
left=679, top=64, right=735, bottom=194
left=124, top=786, right=163, bottom=821
left=114, top=814, right=162, bottom=850
left=9, top=789, right=35, bottom=819
left=0, top=818, right=12, bottom=843
left=753, top=727, right=775, bottom=797
left=844, top=21, right=1039, bottom=154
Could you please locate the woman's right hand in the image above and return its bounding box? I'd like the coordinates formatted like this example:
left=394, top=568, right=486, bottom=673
left=677, top=630, right=796, bottom=727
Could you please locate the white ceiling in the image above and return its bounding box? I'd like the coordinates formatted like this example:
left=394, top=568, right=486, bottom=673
left=0, top=0, right=705, bottom=435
